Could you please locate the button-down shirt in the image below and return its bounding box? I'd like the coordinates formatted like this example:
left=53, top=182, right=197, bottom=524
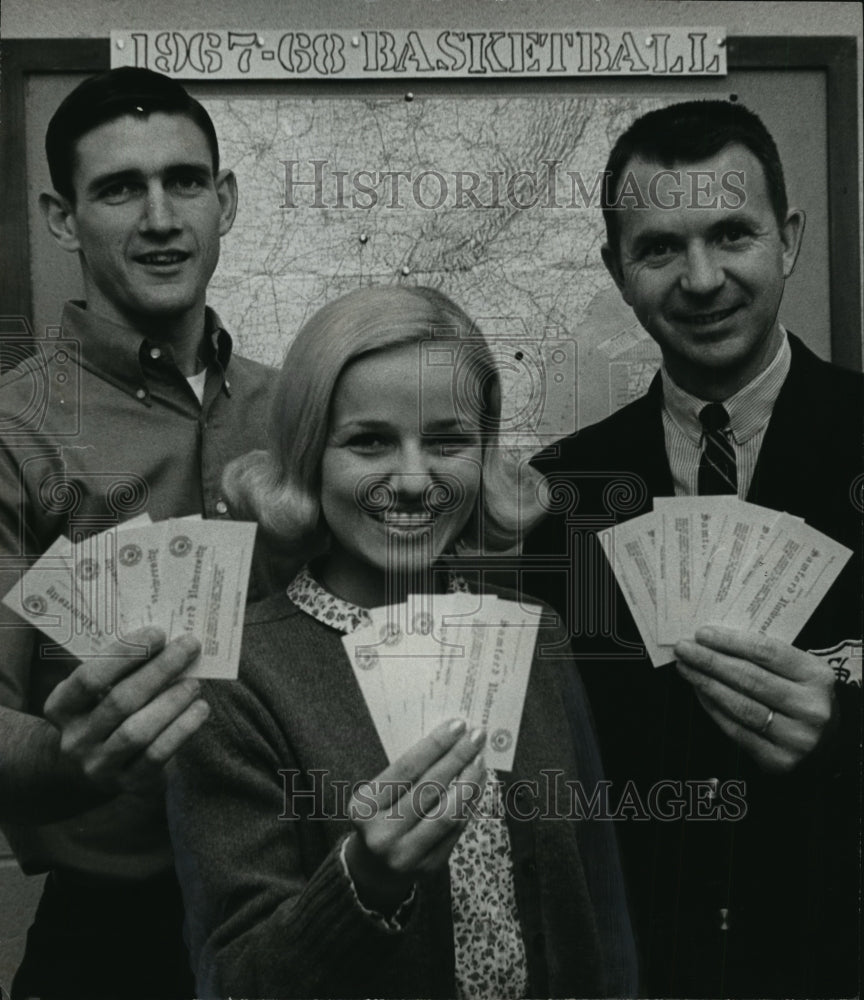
left=661, top=331, right=792, bottom=497
left=0, top=300, right=275, bottom=877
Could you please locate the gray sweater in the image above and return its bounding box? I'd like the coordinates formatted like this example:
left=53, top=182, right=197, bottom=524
left=167, top=588, right=637, bottom=998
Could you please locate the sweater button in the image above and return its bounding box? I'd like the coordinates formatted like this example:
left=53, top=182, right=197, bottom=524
left=215, top=500, right=228, bottom=515
left=135, top=388, right=146, bottom=400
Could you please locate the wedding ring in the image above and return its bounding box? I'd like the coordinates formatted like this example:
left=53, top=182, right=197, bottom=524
left=758, top=708, right=775, bottom=735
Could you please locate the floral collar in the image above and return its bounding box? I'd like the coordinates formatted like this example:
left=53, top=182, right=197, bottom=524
left=287, top=566, right=472, bottom=635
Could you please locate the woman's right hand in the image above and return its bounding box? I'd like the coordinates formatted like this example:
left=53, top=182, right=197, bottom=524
left=344, top=718, right=486, bottom=913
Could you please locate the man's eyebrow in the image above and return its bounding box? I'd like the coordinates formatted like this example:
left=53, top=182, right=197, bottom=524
left=84, top=168, right=143, bottom=196
left=85, top=161, right=212, bottom=196
left=705, top=211, right=758, bottom=234
left=627, top=227, right=680, bottom=252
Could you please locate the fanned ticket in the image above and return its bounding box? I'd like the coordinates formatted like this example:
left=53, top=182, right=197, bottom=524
left=599, top=497, right=852, bottom=664
left=720, top=516, right=852, bottom=641
left=342, top=593, right=539, bottom=770
left=655, top=496, right=733, bottom=644
left=694, top=502, right=781, bottom=626
left=598, top=513, right=675, bottom=667
left=2, top=514, right=257, bottom=679
left=2, top=517, right=154, bottom=659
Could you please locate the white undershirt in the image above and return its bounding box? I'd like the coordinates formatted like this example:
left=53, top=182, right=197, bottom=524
left=185, top=368, right=207, bottom=405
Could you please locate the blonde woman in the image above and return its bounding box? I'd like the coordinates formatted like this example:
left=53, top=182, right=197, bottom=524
left=167, top=286, right=637, bottom=999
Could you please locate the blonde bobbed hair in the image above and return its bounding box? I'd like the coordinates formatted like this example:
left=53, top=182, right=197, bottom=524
left=223, top=285, right=545, bottom=570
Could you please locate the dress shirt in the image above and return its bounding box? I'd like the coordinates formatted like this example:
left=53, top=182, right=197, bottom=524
left=661, top=330, right=792, bottom=497
left=0, top=300, right=275, bottom=878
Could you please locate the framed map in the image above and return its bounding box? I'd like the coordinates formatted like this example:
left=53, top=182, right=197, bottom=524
left=1, top=36, right=860, bottom=435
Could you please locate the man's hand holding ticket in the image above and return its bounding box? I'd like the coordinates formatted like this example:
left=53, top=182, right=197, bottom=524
left=600, top=497, right=852, bottom=771
left=600, top=497, right=851, bottom=666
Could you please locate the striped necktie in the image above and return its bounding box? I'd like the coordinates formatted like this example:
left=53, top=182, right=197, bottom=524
left=698, top=402, right=738, bottom=495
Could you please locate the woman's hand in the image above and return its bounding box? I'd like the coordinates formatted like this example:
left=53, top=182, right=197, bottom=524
left=345, top=718, right=486, bottom=912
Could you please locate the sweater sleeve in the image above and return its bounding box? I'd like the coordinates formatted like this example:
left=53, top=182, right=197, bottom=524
left=166, top=677, right=415, bottom=999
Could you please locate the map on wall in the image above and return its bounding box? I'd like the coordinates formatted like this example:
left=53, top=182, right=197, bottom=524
left=205, top=96, right=667, bottom=438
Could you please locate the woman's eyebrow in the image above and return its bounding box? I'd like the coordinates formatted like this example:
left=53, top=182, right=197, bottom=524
left=421, top=418, right=469, bottom=433
left=332, top=418, right=392, bottom=432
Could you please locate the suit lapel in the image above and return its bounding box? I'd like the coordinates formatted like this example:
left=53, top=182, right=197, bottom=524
left=745, top=333, right=816, bottom=509
left=629, top=373, right=675, bottom=502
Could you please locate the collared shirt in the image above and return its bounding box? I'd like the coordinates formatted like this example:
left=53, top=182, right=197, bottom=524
left=0, top=300, right=275, bottom=878
left=287, top=567, right=529, bottom=1000
left=661, top=330, right=792, bottom=497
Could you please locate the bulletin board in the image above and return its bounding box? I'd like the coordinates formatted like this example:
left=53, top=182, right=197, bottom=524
left=0, top=36, right=860, bottom=432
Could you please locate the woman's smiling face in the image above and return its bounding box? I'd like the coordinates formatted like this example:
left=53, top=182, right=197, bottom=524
left=318, top=341, right=483, bottom=607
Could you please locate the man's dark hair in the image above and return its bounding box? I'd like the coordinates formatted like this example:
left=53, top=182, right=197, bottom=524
left=46, top=67, right=220, bottom=203
left=601, top=100, right=788, bottom=257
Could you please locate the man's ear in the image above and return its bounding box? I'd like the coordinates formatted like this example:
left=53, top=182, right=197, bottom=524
left=601, top=242, right=631, bottom=304
left=780, top=207, right=805, bottom=279
left=39, top=190, right=81, bottom=253
left=215, top=169, right=238, bottom=236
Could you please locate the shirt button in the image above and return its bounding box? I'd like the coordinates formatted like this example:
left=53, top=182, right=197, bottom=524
left=135, top=388, right=146, bottom=400
left=149, top=347, right=162, bottom=360
left=215, top=500, right=228, bottom=515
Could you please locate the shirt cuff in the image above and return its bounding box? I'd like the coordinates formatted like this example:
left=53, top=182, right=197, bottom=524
left=338, top=836, right=416, bottom=933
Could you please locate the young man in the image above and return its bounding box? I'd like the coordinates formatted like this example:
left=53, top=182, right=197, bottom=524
left=527, top=101, right=862, bottom=997
left=0, top=68, right=275, bottom=999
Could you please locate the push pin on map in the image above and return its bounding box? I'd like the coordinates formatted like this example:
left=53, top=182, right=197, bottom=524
left=359, top=233, right=368, bottom=244
left=401, top=265, right=411, bottom=276
left=405, top=92, right=414, bottom=102
left=351, top=36, right=361, bottom=48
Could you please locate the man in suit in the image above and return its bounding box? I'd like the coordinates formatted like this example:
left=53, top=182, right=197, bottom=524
left=0, top=68, right=275, bottom=998
left=526, top=100, right=861, bottom=997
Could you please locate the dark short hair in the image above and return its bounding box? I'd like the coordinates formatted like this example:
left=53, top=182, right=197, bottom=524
left=601, top=100, right=788, bottom=258
left=46, top=67, right=220, bottom=202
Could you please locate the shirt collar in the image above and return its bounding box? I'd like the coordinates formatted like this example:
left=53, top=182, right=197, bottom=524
left=660, top=329, right=791, bottom=445
left=61, top=300, right=234, bottom=399
left=287, top=566, right=472, bottom=635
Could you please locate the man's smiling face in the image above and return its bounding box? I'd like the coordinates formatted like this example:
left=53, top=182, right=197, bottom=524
left=61, top=111, right=235, bottom=336
left=603, top=144, right=804, bottom=398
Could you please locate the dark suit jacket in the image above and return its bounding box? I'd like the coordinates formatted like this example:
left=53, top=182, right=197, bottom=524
left=525, top=334, right=863, bottom=998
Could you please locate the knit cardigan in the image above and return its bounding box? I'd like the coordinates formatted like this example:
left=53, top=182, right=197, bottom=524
left=167, top=588, right=637, bottom=999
